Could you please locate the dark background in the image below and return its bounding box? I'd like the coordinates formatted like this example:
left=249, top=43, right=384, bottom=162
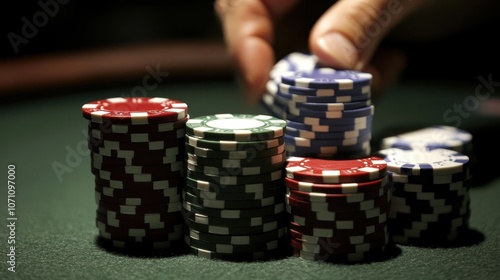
left=1, top=1, right=499, bottom=90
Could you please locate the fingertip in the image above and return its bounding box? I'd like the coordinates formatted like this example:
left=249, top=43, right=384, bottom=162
left=235, top=37, right=274, bottom=105
left=312, top=32, right=361, bottom=70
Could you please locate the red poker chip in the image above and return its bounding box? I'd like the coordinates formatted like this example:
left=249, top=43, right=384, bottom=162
left=290, top=236, right=388, bottom=255
left=289, top=221, right=387, bottom=238
left=285, top=177, right=388, bottom=194
left=94, top=176, right=183, bottom=190
left=96, top=211, right=184, bottom=229
left=287, top=212, right=387, bottom=230
left=97, top=220, right=184, bottom=237
left=91, top=160, right=184, bottom=175
left=289, top=228, right=387, bottom=245
left=95, top=191, right=181, bottom=206
left=82, top=97, right=188, bottom=124
left=97, top=207, right=183, bottom=224
left=90, top=145, right=183, bottom=158
left=286, top=186, right=388, bottom=204
left=286, top=193, right=390, bottom=213
left=88, top=136, right=185, bottom=151
left=88, top=127, right=186, bottom=142
left=97, top=199, right=182, bottom=215
left=285, top=157, right=387, bottom=184
left=91, top=152, right=184, bottom=166
left=91, top=167, right=184, bottom=182
left=97, top=236, right=183, bottom=251
left=286, top=203, right=390, bottom=222
left=88, top=116, right=189, bottom=134
left=95, top=184, right=180, bottom=198
left=292, top=248, right=386, bottom=263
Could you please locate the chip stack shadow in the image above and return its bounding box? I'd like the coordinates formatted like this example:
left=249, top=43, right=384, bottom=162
left=261, top=52, right=374, bottom=159
left=183, top=114, right=288, bottom=261
left=82, top=97, right=188, bottom=253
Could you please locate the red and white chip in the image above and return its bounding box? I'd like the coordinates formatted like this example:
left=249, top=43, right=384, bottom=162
left=82, top=97, right=188, bottom=124
left=285, top=157, right=387, bottom=184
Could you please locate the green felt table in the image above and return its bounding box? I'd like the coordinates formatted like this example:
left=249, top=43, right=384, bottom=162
left=1, top=78, right=499, bottom=280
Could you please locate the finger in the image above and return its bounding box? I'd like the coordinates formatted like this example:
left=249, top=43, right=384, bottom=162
left=309, top=0, right=424, bottom=70
left=215, top=0, right=299, bottom=104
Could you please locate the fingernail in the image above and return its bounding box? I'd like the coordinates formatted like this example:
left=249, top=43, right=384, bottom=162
left=317, top=33, right=359, bottom=69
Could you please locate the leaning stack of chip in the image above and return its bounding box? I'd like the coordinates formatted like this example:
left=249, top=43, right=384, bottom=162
left=183, top=114, right=289, bottom=261
left=260, top=52, right=374, bottom=159
left=376, top=148, right=471, bottom=246
left=284, top=156, right=390, bottom=263
left=82, top=97, right=188, bottom=252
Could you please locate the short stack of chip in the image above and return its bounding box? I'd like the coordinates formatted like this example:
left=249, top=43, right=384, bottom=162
left=183, top=114, right=289, bottom=261
left=261, top=52, right=374, bottom=159
left=82, top=97, right=188, bottom=252
left=376, top=148, right=471, bottom=246
left=381, top=125, right=473, bottom=156
left=380, top=125, right=475, bottom=182
left=284, top=156, right=390, bottom=263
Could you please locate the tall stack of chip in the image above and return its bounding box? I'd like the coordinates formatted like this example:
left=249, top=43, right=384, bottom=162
left=284, top=157, right=390, bottom=263
left=183, top=114, right=288, bottom=261
left=82, top=97, right=188, bottom=252
left=376, top=148, right=471, bottom=246
left=261, top=52, right=374, bottom=159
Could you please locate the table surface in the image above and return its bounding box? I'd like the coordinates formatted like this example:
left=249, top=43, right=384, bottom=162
left=1, top=78, right=499, bottom=280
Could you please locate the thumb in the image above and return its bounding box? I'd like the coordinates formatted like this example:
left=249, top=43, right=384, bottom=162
left=309, top=0, right=422, bottom=70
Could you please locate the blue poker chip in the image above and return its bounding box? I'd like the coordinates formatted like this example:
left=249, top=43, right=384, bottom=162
left=269, top=52, right=319, bottom=81
left=286, top=119, right=372, bottom=133
left=387, top=170, right=471, bottom=185
left=287, top=114, right=373, bottom=127
left=267, top=81, right=371, bottom=103
left=377, top=148, right=470, bottom=176
left=381, top=125, right=473, bottom=152
left=287, top=105, right=374, bottom=119
left=277, top=82, right=370, bottom=97
left=262, top=92, right=374, bottom=126
left=263, top=88, right=372, bottom=112
left=280, top=68, right=372, bottom=90
left=260, top=92, right=287, bottom=119
left=285, top=126, right=372, bottom=140
left=284, top=133, right=372, bottom=148
left=288, top=99, right=372, bottom=111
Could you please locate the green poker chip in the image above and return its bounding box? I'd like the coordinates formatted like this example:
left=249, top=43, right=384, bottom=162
left=186, top=134, right=285, bottom=151
left=186, top=114, right=286, bottom=141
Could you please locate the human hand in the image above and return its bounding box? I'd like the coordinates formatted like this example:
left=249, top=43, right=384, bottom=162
left=215, top=0, right=425, bottom=104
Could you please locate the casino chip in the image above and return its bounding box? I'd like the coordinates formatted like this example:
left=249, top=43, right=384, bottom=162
left=82, top=97, right=188, bottom=253
left=284, top=156, right=390, bottom=263
left=183, top=114, right=287, bottom=260
left=260, top=52, right=374, bottom=159
left=376, top=147, right=472, bottom=246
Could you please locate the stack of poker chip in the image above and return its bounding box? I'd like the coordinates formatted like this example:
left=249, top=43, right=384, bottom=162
left=183, top=114, right=288, bottom=261
left=284, top=156, right=390, bottom=263
left=261, top=52, right=374, bottom=159
left=380, top=125, right=475, bottom=181
left=377, top=148, right=471, bottom=246
left=82, top=97, right=188, bottom=252
left=381, top=125, right=473, bottom=156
